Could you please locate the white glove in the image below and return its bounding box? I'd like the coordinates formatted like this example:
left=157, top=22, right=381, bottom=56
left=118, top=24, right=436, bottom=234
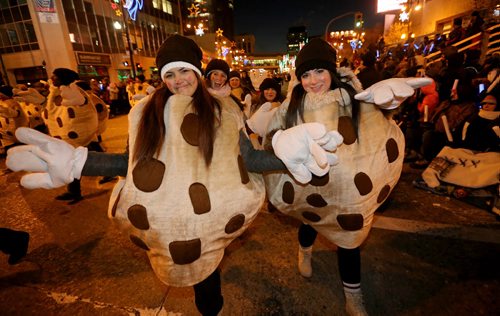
left=6, top=127, right=88, bottom=189
left=354, top=77, right=433, bottom=109
left=246, top=102, right=278, bottom=137
left=271, top=123, right=342, bottom=184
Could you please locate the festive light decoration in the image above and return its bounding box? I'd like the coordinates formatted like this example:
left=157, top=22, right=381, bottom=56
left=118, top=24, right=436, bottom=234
left=195, top=26, right=204, bottom=36
left=123, top=0, right=143, bottom=21
left=399, top=11, right=409, bottom=22
left=216, top=28, right=224, bottom=37
left=188, top=3, right=200, bottom=17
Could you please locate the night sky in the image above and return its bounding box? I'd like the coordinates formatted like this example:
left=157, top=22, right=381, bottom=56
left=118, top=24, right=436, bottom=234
left=234, top=0, right=384, bottom=53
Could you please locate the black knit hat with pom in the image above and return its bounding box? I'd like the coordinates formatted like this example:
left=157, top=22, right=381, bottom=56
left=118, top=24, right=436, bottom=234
left=53, top=68, right=80, bottom=86
left=259, top=78, right=280, bottom=92
left=156, top=35, right=203, bottom=79
left=295, top=38, right=337, bottom=78
left=205, top=59, right=230, bottom=79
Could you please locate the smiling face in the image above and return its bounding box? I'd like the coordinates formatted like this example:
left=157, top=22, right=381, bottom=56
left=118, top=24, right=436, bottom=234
left=263, top=88, right=277, bottom=102
left=229, top=77, right=241, bottom=89
left=163, top=67, right=199, bottom=96
left=209, top=70, right=227, bottom=90
left=300, top=68, right=332, bottom=94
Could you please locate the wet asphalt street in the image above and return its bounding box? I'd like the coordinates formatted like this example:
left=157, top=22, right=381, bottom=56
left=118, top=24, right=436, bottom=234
left=1, top=114, right=499, bottom=316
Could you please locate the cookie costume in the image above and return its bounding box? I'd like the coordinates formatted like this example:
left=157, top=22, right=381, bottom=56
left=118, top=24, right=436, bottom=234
left=108, top=93, right=265, bottom=286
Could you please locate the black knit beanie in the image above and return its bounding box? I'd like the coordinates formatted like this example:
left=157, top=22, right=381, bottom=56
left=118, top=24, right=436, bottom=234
left=295, top=38, right=337, bottom=78
left=228, top=70, right=241, bottom=80
left=53, top=68, right=80, bottom=86
left=205, top=59, right=230, bottom=79
left=156, top=35, right=203, bottom=79
left=259, top=78, right=280, bottom=92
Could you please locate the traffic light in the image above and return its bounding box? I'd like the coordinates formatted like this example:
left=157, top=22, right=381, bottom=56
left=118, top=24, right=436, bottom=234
left=354, top=12, right=363, bottom=28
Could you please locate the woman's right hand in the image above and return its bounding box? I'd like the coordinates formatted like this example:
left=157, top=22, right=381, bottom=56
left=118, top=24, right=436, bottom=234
left=6, top=128, right=88, bottom=189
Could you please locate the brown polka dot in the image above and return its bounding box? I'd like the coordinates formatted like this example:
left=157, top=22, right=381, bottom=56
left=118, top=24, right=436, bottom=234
left=67, top=108, right=76, bottom=118
left=180, top=113, right=199, bottom=146
left=282, top=181, right=294, bottom=204
left=338, top=116, right=357, bottom=145
left=225, top=214, right=245, bottom=234
left=54, top=95, right=62, bottom=105
left=35, top=117, right=41, bottom=121
left=27, top=110, right=32, bottom=116
left=169, top=239, right=201, bottom=265
left=377, top=185, right=391, bottom=203
left=337, top=214, right=364, bottom=231
left=43, top=109, right=48, bottom=119
left=130, top=235, right=149, bottom=251
left=189, top=183, right=211, bottom=214
left=6, top=131, right=13, bottom=136
left=35, top=107, right=39, bottom=111
left=56, top=117, right=63, bottom=127
left=309, top=173, right=329, bottom=186
left=306, top=193, right=328, bottom=208
left=354, top=172, right=373, bottom=196
left=302, top=211, right=321, bottom=222
left=132, top=158, right=165, bottom=192
left=68, top=131, right=78, bottom=139
left=95, top=103, right=104, bottom=113
left=127, top=204, right=150, bottom=230
left=386, top=138, right=399, bottom=163
left=111, top=191, right=121, bottom=217
left=237, top=155, right=250, bottom=184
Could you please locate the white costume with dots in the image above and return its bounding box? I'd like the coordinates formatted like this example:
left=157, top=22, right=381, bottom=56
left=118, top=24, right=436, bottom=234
left=265, top=90, right=404, bottom=248
left=108, top=94, right=265, bottom=287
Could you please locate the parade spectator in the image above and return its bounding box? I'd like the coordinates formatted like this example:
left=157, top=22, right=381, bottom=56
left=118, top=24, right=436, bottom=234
left=357, top=50, right=383, bottom=89
left=108, top=82, right=120, bottom=117
left=461, top=94, right=500, bottom=152
left=446, top=18, right=464, bottom=46
left=465, top=11, right=484, bottom=37
left=229, top=70, right=252, bottom=107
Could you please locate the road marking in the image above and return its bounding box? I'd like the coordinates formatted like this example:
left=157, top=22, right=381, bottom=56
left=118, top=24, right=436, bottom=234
left=373, top=215, right=500, bottom=244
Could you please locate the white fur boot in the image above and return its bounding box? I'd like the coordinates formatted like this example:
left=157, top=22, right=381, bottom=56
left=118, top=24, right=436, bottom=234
left=344, top=289, right=368, bottom=316
left=298, top=245, right=313, bottom=277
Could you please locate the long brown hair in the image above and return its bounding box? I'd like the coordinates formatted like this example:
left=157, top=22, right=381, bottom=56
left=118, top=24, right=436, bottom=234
left=285, top=70, right=360, bottom=134
left=133, top=75, right=221, bottom=166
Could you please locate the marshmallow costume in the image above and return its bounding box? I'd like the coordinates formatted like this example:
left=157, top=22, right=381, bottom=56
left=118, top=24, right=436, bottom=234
left=108, top=93, right=265, bottom=287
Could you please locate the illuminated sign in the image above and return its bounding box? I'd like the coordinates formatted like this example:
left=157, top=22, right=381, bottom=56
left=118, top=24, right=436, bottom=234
left=377, top=0, right=407, bottom=13
left=124, top=0, right=144, bottom=21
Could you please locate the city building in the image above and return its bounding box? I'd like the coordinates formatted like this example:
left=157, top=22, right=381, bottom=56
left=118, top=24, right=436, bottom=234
left=0, top=0, right=182, bottom=86
left=234, top=34, right=255, bottom=55
left=182, top=0, right=235, bottom=40
left=286, top=26, right=307, bottom=55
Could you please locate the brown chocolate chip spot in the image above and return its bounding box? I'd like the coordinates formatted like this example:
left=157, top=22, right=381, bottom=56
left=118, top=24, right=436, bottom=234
left=56, top=117, right=63, bottom=127
left=225, top=214, right=245, bottom=234
left=6, top=131, right=13, bottom=136
left=95, top=103, right=104, bottom=113
left=35, top=117, right=41, bottom=121
left=130, top=235, right=149, bottom=251
left=180, top=113, right=199, bottom=146
left=27, top=110, right=32, bottom=116
left=302, top=211, right=321, bottom=222
left=132, top=158, right=165, bottom=192
left=337, top=214, right=364, bottom=231
left=111, top=191, right=121, bottom=217
left=354, top=172, right=373, bottom=196
left=189, top=182, right=211, bottom=214
left=338, top=116, right=357, bottom=145
left=68, top=131, right=78, bottom=139
left=127, top=204, right=150, bottom=230
left=67, top=108, right=76, bottom=118
left=238, top=155, right=250, bottom=184
left=169, top=239, right=201, bottom=265
left=377, top=185, right=391, bottom=203
left=54, top=95, right=62, bottom=105
left=306, top=193, right=328, bottom=208
left=35, top=107, right=39, bottom=111
left=386, top=138, right=399, bottom=163
left=282, top=181, right=294, bottom=204
left=43, top=109, right=48, bottom=119
left=309, top=173, right=329, bottom=186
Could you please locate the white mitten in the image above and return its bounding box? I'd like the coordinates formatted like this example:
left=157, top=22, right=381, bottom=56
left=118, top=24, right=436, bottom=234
left=272, top=123, right=340, bottom=183
left=355, top=77, right=433, bottom=109
left=6, top=127, right=88, bottom=189
left=246, top=102, right=278, bottom=137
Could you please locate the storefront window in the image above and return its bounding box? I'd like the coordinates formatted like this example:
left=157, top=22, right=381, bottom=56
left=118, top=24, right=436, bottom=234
left=14, top=66, right=48, bottom=84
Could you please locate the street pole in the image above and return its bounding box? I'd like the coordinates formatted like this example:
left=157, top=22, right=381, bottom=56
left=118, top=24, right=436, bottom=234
left=177, top=0, right=184, bottom=35
left=324, top=11, right=356, bottom=41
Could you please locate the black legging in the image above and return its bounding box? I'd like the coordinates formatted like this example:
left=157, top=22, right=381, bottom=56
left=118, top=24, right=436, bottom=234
left=193, top=268, right=224, bottom=316
left=298, top=223, right=361, bottom=285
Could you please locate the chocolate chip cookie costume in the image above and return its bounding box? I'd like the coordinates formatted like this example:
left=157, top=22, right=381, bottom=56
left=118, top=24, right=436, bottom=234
left=108, top=93, right=265, bottom=287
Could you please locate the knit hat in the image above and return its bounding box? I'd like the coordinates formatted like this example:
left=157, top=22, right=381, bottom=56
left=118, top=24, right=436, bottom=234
left=481, top=94, right=497, bottom=105
left=295, top=38, right=337, bottom=78
left=205, top=59, right=230, bottom=79
left=228, top=70, right=241, bottom=80
left=53, top=68, right=80, bottom=86
left=156, top=35, right=203, bottom=80
left=259, top=78, right=280, bottom=92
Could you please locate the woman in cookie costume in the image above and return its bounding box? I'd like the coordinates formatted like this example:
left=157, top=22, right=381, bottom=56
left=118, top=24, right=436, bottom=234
left=264, top=38, right=425, bottom=315
left=8, top=35, right=337, bottom=315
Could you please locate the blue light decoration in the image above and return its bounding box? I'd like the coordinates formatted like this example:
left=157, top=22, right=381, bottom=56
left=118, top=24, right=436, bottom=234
left=123, top=0, right=144, bottom=21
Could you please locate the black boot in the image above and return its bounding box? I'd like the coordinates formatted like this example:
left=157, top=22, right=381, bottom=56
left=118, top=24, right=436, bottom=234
left=0, top=228, right=30, bottom=265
